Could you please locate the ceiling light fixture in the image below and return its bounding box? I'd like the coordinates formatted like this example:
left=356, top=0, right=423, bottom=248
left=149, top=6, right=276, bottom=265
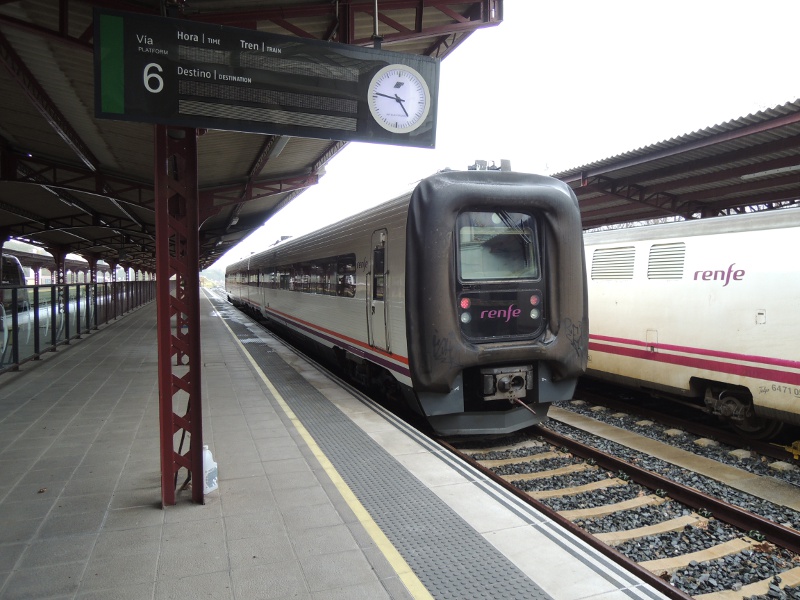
left=740, top=164, right=800, bottom=180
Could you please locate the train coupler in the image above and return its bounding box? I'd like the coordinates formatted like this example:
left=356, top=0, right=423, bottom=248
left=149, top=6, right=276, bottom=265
left=480, top=365, right=534, bottom=401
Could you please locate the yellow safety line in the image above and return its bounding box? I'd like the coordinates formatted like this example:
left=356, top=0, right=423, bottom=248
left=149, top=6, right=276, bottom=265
left=218, top=313, right=433, bottom=600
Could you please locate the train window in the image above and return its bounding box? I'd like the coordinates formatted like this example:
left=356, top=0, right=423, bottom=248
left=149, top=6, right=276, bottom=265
left=323, top=261, right=337, bottom=295
left=591, top=246, right=635, bottom=279
left=279, top=267, right=290, bottom=290
left=457, top=211, right=539, bottom=280
left=310, top=263, right=323, bottom=294
left=337, top=255, right=356, bottom=298
left=372, top=246, right=385, bottom=301
left=647, top=243, right=685, bottom=279
left=297, top=263, right=310, bottom=292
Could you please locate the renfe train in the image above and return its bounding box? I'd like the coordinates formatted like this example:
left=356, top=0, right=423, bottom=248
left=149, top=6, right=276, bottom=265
left=584, top=207, right=800, bottom=440
left=226, top=170, right=588, bottom=435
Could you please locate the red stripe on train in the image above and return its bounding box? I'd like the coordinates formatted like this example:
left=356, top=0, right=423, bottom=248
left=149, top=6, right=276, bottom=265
left=589, top=340, right=800, bottom=386
left=590, top=335, right=800, bottom=371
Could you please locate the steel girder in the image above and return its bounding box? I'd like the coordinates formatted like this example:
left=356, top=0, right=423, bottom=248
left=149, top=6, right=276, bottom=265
left=154, top=125, right=204, bottom=506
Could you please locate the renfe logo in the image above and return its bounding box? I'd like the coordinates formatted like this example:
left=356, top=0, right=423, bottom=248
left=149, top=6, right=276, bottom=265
left=693, top=263, right=745, bottom=287
left=481, top=304, right=522, bottom=322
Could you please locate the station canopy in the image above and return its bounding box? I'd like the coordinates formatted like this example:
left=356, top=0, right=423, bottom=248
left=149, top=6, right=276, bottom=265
left=0, top=0, right=501, bottom=272
left=553, top=100, right=800, bottom=230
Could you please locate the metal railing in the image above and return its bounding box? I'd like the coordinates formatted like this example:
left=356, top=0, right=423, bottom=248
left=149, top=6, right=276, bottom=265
left=0, top=280, right=156, bottom=373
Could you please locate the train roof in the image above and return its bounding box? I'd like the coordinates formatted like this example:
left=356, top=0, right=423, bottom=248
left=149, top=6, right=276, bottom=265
left=226, top=189, right=414, bottom=274
left=583, top=205, right=800, bottom=245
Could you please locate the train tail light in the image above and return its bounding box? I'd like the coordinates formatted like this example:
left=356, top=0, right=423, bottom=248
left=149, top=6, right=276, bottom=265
left=459, top=296, right=472, bottom=323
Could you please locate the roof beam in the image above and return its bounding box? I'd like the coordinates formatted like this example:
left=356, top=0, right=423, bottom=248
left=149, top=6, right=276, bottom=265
left=0, top=29, right=100, bottom=171
left=0, top=12, right=92, bottom=51
left=573, top=135, right=800, bottom=196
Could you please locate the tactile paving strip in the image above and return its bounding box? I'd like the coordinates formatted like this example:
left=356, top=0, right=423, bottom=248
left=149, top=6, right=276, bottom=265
left=221, top=314, right=552, bottom=600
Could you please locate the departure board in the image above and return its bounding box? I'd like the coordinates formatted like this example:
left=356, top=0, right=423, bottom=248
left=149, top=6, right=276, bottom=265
left=94, top=9, right=439, bottom=148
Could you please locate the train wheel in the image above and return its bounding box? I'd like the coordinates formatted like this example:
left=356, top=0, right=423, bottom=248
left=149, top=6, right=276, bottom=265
left=729, top=415, right=785, bottom=441
left=704, top=387, right=785, bottom=441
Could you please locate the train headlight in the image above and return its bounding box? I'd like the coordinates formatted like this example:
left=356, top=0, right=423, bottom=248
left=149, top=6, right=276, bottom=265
left=530, top=308, right=540, bottom=319
left=460, top=312, right=472, bottom=324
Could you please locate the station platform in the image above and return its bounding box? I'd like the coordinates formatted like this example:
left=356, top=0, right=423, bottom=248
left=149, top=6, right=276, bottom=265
left=0, top=288, right=671, bottom=600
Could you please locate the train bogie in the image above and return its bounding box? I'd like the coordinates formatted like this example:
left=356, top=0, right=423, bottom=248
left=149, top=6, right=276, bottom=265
left=584, top=209, right=800, bottom=439
left=227, top=171, right=588, bottom=436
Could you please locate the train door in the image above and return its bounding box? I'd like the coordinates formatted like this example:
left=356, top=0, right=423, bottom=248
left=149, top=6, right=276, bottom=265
left=367, top=229, right=390, bottom=351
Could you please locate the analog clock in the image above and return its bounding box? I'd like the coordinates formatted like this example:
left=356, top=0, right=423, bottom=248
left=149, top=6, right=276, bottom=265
left=368, top=64, right=431, bottom=134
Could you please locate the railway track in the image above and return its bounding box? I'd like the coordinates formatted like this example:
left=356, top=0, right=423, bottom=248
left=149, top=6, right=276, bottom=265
left=573, top=381, right=800, bottom=464
left=443, top=421, right=800, bottom=600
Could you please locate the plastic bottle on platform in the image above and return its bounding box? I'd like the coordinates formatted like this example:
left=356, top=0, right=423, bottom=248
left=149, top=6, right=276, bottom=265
left=202, top=445, right=218, bottom=493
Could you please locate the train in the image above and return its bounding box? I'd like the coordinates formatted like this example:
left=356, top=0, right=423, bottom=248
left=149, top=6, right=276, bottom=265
left=226, top=170, right=588, bottom=435
left=583, top=207, right=800, bottom=440
left=0, top=254, right=30, bottom=354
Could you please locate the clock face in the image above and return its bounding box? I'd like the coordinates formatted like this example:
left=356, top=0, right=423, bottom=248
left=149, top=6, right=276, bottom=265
left=368, top=65, right=431, bottom=134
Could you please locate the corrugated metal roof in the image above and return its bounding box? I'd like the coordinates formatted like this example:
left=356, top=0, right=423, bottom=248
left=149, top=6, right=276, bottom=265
left=553, top=101, right=800, bottom=229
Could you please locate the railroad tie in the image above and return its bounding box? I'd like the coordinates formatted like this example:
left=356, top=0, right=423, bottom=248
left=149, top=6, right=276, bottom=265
left=693, top=566, right=800, bottom=600
left=596, top=513, right=708, bottom=546
left=638, top=535, right=756, bottom=573
left=558, top=494, right=668, bottom=521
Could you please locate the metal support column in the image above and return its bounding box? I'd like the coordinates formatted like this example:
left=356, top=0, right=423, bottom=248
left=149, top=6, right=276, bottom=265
left=154, top=125, right=204, bottom=506
left=121, top=263, right=130, bottom=313
left=86, top=256, right=98, bottom=331
left=49, top=247, right=68, bottom=346
left=108, top=261, right=118, bottom=320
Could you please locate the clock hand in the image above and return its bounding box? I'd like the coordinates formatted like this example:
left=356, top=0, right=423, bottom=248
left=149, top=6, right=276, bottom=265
left=374, top=92, right=410, bottom=117
left=393, top=95, right=409, bottom=117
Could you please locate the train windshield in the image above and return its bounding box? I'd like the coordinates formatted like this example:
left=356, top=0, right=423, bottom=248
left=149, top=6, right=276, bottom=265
left=457, top=211, right=539, bottom=280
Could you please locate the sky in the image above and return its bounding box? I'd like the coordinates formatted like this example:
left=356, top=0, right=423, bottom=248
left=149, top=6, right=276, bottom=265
left=214, top=0, right=800, bottom=268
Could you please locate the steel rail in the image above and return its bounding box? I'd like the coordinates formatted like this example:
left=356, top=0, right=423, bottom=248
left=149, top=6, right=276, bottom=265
left=574, top=385, right=798, bottom=464
left=532, top=425, right=800, bottom=555
left=434, top=434, right=694, bottom=600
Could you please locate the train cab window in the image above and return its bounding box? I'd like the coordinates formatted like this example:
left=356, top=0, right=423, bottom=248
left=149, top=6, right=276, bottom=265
left=457, top=211, right=539, bottom=280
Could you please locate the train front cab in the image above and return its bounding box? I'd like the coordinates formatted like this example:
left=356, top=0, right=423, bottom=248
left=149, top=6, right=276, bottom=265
left=405, top=171, right=588, bottom=435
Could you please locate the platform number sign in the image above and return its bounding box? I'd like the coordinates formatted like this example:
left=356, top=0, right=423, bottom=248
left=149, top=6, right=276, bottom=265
left=94, top=9, right=439, bottom=148
left=143, top=63, right=164, bottom=94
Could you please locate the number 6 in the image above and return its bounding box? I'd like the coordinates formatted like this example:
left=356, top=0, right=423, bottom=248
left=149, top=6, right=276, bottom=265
left=144, top=63, right=164, bottom=93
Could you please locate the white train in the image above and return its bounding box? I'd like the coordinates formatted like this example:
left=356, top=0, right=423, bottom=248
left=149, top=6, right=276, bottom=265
left=226, top=170, right=588, bottom=435
left=584, top=208, right=800, bottom=439
left=1, top=254, right=30, bottom=355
